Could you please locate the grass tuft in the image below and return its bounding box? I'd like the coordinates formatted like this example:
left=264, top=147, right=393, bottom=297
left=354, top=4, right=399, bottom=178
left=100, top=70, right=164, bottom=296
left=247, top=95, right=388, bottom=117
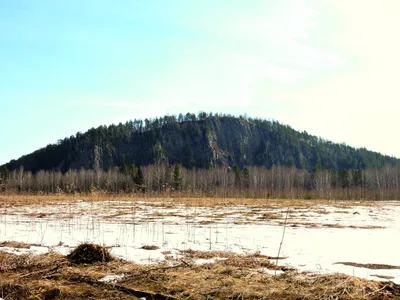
left=66, top=243, right=113, bottom=264
left=141, top=245, right=160, bottom=250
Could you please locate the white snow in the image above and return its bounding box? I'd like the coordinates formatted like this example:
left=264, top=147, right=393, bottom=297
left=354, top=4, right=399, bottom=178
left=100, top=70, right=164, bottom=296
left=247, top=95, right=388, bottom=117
left=99, top=274, right=125, bottom=283
left=260, top=268, right=285, bottom=276
left=1, top=200, right=400, bottom=283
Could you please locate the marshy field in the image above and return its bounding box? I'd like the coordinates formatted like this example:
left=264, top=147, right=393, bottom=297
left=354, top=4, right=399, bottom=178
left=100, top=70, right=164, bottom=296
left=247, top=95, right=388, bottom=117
left=1, top=194, right=400, bottom=299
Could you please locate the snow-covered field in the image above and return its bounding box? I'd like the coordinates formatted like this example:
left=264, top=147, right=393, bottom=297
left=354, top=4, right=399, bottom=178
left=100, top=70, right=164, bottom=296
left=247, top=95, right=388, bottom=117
left=1, top=199, right=400, bottom=284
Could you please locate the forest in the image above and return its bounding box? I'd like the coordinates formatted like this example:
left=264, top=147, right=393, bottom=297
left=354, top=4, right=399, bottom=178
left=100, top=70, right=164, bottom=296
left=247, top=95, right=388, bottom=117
left=1, top=112, right=399, bottom=200
left=1, top=162, right=400, bottom=200
left=1, top=112, right=398, bottom=173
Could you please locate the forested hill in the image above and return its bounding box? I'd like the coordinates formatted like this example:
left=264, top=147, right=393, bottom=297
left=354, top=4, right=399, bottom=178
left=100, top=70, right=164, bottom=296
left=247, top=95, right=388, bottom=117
left=2, top=113, right=399, bottom=173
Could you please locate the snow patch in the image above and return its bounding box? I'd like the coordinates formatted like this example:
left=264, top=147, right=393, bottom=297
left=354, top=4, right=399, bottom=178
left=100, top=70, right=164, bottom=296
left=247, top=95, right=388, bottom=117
left=99, top=274, right=125, bottom=283
left=1, top=200, right=400, bottom=283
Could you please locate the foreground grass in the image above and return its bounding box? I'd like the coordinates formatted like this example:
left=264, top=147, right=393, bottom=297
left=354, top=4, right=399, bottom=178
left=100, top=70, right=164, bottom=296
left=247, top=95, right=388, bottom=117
left=1, top=249, right=399, bottom=300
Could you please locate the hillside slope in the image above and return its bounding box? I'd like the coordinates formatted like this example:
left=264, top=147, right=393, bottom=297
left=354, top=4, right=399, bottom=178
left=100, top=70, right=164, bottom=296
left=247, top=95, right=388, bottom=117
left=2, top=114, right=399, bottom=172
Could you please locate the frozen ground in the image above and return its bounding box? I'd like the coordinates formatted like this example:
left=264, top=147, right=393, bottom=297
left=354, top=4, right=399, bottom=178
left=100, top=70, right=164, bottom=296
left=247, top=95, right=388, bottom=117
left=1, top=199, right=400, bottom=284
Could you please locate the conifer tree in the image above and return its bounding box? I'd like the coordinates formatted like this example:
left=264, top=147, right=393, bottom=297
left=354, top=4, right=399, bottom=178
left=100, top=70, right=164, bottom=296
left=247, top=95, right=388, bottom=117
left=173, top=163, right=182, bottom=190
left=135, top=166, right=145, bottom=192
left=242, top=167, right=250, bottom=189
left=233, top=165, right=241, bottom=188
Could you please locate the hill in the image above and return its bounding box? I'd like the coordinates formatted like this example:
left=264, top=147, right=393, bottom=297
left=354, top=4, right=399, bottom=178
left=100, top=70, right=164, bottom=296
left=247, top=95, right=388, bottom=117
left=2, top=113, right=399, bottom=173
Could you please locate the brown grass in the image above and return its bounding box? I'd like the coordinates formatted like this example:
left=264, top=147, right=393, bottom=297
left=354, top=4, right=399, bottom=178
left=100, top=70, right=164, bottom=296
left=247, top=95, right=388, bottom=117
left=334, top=262, right=400, bottom=270
left=0, top=241, right=32, bottom=249
left=0, top=193, right=385, bottom=209
left=141, top=245, right=160, bottom=250
left=277, top=221, right=386, bottom=229
left=198, top=220, right=213, bottom=225
left=371, top=274, right=395, bottom=279
left=1, top=249, right=399, bottom=299
left=179, top=249, right=287, bottom=264
left=66, top=243, right=113, bottom=264
left=258, top=212, right=281, bottom=220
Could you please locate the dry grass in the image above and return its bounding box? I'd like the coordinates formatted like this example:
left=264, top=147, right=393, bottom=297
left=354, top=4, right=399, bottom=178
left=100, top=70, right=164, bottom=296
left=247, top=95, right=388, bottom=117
left=24, top=212, right=50, bottom=218
left=0, top=193, right=384, bottom=209
left=371, top=274, right=395, bottom=280
left=198, top=220, right=213, bottom=225
left=334, top=262, right=400, bottom=270
left=141, top=245, right=160, bottom=250
left=0, top=241, right=32, bottom=249
left=1, top=248, right=399, bottom=299
left=179, top=250, right=288, bottom=267
left=277, top=221, right=386, bottom=229
left=258, top=212, right=281, bottom=220
left=66, top=243, right=114, bottom=264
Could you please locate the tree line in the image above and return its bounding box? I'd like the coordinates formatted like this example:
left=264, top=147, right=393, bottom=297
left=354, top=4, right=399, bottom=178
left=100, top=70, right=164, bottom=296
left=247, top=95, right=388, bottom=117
left=1, top=163, right=400, bottom=200
left=2, top=112, right=398, bottom=173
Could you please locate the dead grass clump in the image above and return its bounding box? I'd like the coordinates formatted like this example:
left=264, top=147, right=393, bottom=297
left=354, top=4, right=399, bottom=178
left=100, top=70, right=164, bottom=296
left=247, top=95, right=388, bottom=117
left=250, top=251, right=288, bottom=260
left=67, top=243, right=113, bottom=264
left=141, top=245, right=160, bottom=250
left=221, top=255, right=287, bottom=270
left=25, top=212, right=48, bottom=218
left=0, top=252, right=34, bottom=271
left=199, top=220, right=213, bottom=225
left=371, top=274, right=395, bottom=279
left=179, top=250, right=288, bottom=271
left=0, top=251, right=64, bottom=272
left=0, top=240, right=31, bottom=248
left=233, top=221, right=246, bottom=225
left=179, top=249, right=233, bottom=259
left=0, top=283, right=30, bottom=300
left=103, top=211, right=130, bottom=219
left=277, top=221, right=386, bottom=229
left=42, top=288, right=61, bottom=300
left=334, top=210, right=351, bottom=214
left=278, top=221, right=319, bottom=228
left=348, top=225, right=385, bottom=229
left=335, top=261, right=400, bottom=269
left=258, top=212, right=281, bottom=220
left=314, top=209, right=330, bottom=214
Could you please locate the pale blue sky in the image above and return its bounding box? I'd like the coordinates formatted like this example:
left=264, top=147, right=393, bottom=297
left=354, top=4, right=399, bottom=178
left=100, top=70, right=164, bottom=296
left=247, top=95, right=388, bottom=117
left=1, top=0, right=399, bottom=165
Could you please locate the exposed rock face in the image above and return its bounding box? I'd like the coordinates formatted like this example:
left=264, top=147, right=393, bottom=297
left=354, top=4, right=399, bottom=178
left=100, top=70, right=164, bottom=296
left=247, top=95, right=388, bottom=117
left=2, top=116, right=399, bottom=172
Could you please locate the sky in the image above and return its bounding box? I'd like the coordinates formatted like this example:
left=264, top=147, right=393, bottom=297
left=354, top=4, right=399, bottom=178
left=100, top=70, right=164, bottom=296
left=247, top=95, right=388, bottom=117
left=1, top=0, right=400, bottom=165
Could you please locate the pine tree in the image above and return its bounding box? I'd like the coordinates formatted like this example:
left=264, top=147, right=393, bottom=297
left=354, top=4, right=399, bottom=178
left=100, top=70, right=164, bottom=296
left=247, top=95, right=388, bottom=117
left=121, top=155, right=128, bottom=175
left=173, top=163, right=182, bottom=190
left=134, top=166, right=145, bottom=193
left=0, top=167, right=9, bottom=181
left=233, top=165, right=241, bottom=188
left=242, top=167, right=250, bottom=189
left=339, top=168, right=350, bottom=188
left=129, top=164, right=138, bottom=181
left=352, top=169, right=363, bottom=187
left=0, top=167, right=9, bottom=191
